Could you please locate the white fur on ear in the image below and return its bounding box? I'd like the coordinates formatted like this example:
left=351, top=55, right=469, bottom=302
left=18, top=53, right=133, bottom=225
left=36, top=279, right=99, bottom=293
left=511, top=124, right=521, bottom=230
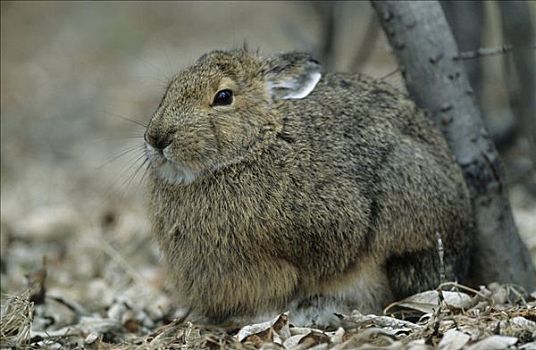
left=280, top=71, right=322, bottom=99
left=264, top=53, right=322, bottom=100
left=267, top=71, right=322, bottom=100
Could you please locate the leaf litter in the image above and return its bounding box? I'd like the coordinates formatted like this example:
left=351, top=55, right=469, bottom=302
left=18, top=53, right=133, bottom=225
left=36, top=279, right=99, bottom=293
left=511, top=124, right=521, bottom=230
left=1, top=274, right=535, bottom=349
left=1, top=202, right=535, bottom=349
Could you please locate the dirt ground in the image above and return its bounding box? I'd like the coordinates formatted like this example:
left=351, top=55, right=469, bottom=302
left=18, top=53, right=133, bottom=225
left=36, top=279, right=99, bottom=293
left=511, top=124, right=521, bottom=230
left=1, top=2, right=535, bottom=349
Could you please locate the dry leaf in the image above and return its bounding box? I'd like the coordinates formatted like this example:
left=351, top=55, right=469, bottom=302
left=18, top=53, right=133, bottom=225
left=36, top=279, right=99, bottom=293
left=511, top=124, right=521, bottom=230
left=329, top=327, right=345, bottom=345
left=343, top=311, right=423, bottom=331
left=298, top=331, right=330, bottom=347
left=283, top=334, right=308, bottom=349
left=519, top=341, right=536, bottom=350
left=236, top=313, right=289, bottom=344
left=385, top=290, right=472, bottom=314
left=467, top=335, right=518, bottom=350
left=438, top=329, right=470, bottom=350
left=406, top=338, right=432, bottom=350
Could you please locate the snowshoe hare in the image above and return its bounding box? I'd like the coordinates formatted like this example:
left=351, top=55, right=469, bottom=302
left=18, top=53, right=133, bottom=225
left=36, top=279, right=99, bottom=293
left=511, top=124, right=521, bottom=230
left=144, top=49, right=474, bottom=328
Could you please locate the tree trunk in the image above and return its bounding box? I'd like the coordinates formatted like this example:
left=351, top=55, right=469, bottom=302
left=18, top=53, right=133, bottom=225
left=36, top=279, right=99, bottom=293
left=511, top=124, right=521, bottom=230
left=499, top=1, right=536, bottom=169
left=441, top=0, right=484, bottom=108
left=370, top=0, right=535, bottom=291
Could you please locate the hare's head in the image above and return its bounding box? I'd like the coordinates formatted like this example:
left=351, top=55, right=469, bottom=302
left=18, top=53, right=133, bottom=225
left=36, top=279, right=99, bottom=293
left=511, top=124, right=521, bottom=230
left=145, top=49, right=321, bottom=185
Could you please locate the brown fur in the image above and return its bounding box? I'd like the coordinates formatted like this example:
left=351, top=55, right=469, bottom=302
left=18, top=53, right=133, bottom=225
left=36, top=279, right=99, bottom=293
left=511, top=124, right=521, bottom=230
left=144, top=49, right=474, bottom=327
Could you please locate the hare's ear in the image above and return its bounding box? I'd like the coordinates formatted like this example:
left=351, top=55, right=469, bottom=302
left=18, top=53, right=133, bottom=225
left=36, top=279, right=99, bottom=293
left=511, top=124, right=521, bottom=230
left=262, top=52, right=322, bottom=100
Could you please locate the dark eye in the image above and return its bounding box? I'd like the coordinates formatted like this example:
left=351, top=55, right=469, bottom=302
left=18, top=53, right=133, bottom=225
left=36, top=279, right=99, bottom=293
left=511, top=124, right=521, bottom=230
left=213, top=89, right=233, bottom=106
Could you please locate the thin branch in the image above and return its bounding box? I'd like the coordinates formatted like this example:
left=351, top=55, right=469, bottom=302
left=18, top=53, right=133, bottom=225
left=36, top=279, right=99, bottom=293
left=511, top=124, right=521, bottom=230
left=435, top=231, right=446, bottom=285
left=455, top=44, right=536, bottom=60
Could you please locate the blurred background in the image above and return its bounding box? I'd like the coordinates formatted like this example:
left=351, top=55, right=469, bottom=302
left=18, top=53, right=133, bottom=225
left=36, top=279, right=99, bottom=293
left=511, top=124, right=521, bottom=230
left=1, top=1, right=535, bottom=308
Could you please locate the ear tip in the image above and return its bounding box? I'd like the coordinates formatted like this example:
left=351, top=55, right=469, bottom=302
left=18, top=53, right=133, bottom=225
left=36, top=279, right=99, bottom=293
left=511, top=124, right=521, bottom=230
left=298, top=53, right=322, bottom=71
left=275, top=51, right=319, bottom=62
left=306, top=58, right=322, bottom=72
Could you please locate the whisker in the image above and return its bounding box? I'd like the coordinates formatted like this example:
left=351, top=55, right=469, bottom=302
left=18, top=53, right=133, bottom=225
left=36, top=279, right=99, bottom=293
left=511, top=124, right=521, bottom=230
left=101, top=135, right=145, bottom=141
left=139, top=162, right=151, bottom=184
left=105, top=152, right=147, bottom=202
left=121, top=152, right=148, bottom=176
left=105, top=149, right=146, bottom=189
left=118, top=157, right=149, bottom=202
left=104, top=110, right=149, bottom=128
left=97, top=149, right=143, bottom=202
left=131, top=52, right=175, bottom=86
left=117, top=152, right=148, bottom=190
left=94, top=136, right=144, bottom=142
left=87, top=132, right=145, bottom=147
left=117, top=115, right=148, bottom=128
left=98, top=144, right=146, bottom=169
left=125, top=158, right=149, bottom=190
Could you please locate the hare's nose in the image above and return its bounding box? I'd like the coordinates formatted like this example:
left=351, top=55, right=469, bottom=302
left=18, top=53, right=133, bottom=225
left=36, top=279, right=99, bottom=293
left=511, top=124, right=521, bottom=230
left=144, top=130, right=174, bottom=151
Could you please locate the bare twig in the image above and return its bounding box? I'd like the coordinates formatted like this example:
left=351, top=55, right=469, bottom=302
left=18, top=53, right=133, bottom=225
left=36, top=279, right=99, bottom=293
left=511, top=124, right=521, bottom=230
left=435, top=231, right=446, bottom=285
left=0, top=291, right=34, bottom=349
left=437, top=282, right=490, bottom=300
left=455, top=44, right=536, bottom=60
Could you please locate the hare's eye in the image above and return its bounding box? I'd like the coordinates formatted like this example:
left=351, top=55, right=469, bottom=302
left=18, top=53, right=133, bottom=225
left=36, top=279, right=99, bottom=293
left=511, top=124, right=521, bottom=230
left=213, top=89, right=233, bottom=106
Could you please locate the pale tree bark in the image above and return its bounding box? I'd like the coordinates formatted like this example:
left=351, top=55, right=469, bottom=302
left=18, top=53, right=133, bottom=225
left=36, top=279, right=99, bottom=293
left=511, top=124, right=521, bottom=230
left=371, top=1, right=535, bottom=291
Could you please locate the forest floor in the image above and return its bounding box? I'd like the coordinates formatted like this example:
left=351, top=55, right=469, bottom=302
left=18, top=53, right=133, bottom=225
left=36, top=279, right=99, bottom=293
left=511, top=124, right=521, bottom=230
left=1, top=2, right=535, bottom=349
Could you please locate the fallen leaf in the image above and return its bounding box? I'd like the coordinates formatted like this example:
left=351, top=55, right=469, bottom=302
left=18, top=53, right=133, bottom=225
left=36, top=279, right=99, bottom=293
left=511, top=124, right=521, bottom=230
left=236, top=313, right=289, bottom=344
left=297, top=330, right=330, bottom=347
left=438, top=329, right=470, bottom=350
left=467, top=335, right=517, bottom=350
left=385, top=291, right=472, bottom=315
